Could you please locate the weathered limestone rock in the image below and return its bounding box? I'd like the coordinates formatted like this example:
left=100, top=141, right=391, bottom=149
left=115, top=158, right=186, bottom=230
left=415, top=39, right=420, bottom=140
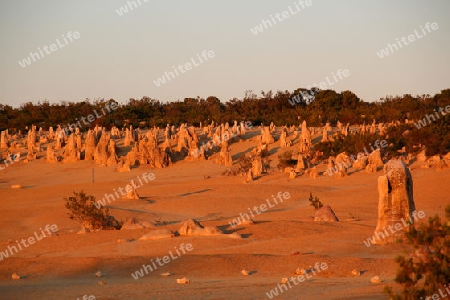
left=61, top=133, right=80, bottom=163
left=123, top=181, right=139, bottom=200
left=427, top=155, right=447, bottom=170
left=369, top=149, right=383, bottom=167
left=366, top=149, right=383, bottom=172
left=251, top=156, right=263, bottom=177
left=116, top=158, right=131, bottom=172
left=106, top=140, right=118, bottom=167
left=94, top=133, right=109, bottom=166
left=240, top=121, right=247, bottom=135
left=326, top=155, right=348, bottom=178
left=178, top=219, right=223, bottom=236
left=360, top=122, right=367, bottom=134
left=54, top=133, right=63, bottom=149
left=289, top=168, right=296, bottom=179
left=121, top=217, right=153, bottom=230
left=0, top=131, right=8, bottom=148
left=218, top=141, right=232, bottom=167
left=27, top=127, right=37, bottom=152
left=374, top=160, right=415, bottom=244
left=295, top=154, right=308, bottom=172
left=139, top=229, right=175, bottom=241
left=279, top=130, right=291, bottom=148
left=309, top=167, right=318, bottom=179
left=245, top=169, right=253, bottom=183
left=343, top=123, right=350, bottom=137
left=353, top=154, right=368, bottom=170
left=84, top=130, right=96, bottom=161
left=176, top=124, right=191, bottom=152
left=260, top=125, right=274, bottom=144
left=322, top=126, right=329, bottom=142
left=300, top=121, right=312, bottom=148
left=314, top=205, right=339, bottom=222
left=121, top=217, right=145, bottom=230
left=24, top=148, right=36, bottom=163
left=123, top=128, right=132, bottom=146
left=46, top=146, right=58, bottom=163
left=125, top=144, right=138, bottom=167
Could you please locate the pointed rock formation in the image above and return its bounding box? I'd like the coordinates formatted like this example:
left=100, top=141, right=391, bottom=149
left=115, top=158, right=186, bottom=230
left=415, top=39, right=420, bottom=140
left=374, top=160, right=415, bottom=244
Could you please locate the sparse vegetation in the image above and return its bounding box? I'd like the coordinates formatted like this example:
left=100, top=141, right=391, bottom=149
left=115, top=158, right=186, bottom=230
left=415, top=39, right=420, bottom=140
left=277, top=150, right=297, bottom=170
left=64, top=191, right=121, bottom=230
left=384, top=205, right=450, bottom=299
left=154, top=217, right=168, bottom=227
left=308, top=192, right=323, bottom=210
left=223, top=145, right=271, bottom=176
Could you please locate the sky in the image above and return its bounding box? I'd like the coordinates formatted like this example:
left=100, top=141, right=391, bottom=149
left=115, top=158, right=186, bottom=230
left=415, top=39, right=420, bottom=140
left=0, top=0, right=449, bottom=107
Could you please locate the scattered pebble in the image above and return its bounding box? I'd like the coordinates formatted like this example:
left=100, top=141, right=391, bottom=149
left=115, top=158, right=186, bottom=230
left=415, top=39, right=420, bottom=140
left=294, top=268, right=306, bottom=275
left=117, top=238, right=131, bottom=243
left=241, top=270, right=249, bottom=276
left=11, top=185, right=22, bottom=189
left=97, top=280, right=107, bottom=285
left=281, top=277, right=289, bottom=284
left=370, top=276, right=381, bottom=283
left=160, top=272, right=172, bottom=276
left=176, top=277, right=190, bottom=284
left=12, top=273, right=21, bottom=280
left=351, top=269, right=361, bottom=276
left=95, top=271, right=102, bottom=278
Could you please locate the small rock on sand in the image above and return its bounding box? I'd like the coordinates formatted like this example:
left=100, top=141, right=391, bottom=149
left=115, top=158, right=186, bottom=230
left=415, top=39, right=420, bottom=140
left=177, top=277, right=190, bottom=284
left=117, top=238, right=131, bottom=243
left=139, top=229, right=175, bottom=241
left=370, top=276, right=381, bottom=283
left=12, top=273, right=21, bottom=280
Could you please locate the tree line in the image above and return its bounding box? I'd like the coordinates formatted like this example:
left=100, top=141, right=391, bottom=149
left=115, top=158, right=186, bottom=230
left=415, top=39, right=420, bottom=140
left=1, top=88, right=449, bottom=131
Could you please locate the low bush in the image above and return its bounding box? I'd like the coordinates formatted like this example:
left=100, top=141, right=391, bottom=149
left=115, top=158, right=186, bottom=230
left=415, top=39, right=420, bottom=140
left=64, top=191, right=121, bottom=230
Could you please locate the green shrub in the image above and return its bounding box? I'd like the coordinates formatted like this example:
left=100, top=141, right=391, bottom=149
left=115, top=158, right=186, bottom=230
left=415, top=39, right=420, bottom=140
left=308, top=192, right=323, bottom=210
left=64, top=191, right=121, bottom=230
left=384, top=205, right=450, bottom=299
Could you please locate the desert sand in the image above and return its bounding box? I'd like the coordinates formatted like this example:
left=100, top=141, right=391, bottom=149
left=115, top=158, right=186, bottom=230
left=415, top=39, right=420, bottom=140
left=0, top=128, right=448, bottom=300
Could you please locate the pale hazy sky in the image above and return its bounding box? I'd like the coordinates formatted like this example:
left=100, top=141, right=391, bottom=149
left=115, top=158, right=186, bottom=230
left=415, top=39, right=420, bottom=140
left=0, top=0, right=449, bottom=107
